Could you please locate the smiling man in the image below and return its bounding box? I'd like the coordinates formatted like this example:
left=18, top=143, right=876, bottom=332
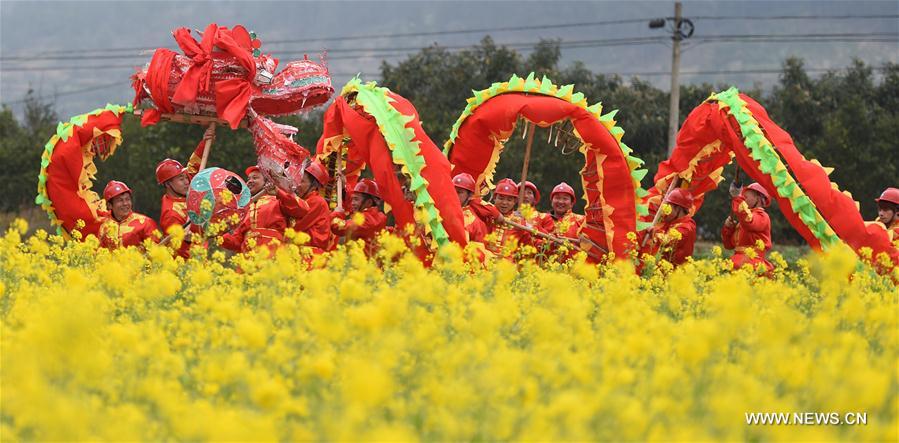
left=98, top=180, right=160, bottom=249
left=538, top=182, right=584, bottom=238
left=220, top=166, right=288, bottom=254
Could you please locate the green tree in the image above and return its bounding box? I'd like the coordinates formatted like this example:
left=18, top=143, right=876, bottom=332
left=0, top=90, right=57, bottom=212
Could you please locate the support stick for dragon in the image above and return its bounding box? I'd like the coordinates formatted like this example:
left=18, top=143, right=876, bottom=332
left=518, top=122, right=536, bottom=207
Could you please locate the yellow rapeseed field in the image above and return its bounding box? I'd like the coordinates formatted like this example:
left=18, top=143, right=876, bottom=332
left=1, top=220, right=896, bottom=441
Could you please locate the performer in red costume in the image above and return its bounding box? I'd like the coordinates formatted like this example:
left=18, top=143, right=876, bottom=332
left=331, top=179, right=388, bottom=256
left=537, top=182, right=584, bottom=238
left=98, top=181, right=160, bottom=249
left=276, top=160, right=334, bottom=251
left=722, top=182, right=774, bottom=271
left=156, top=128, right=209, bottom=257
left=220, top=166, right=287, bottom=253
left=643, top=188, right=696, bottom=265
left=453, top=173, right=488, bottom=243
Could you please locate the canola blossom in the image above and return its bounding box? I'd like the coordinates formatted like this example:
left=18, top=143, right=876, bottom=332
left=1, top=220, right=897, bottom=441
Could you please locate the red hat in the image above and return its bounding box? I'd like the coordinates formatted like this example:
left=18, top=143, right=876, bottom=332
left=875, top=187, right=899, bottom=206
left=304, top=160, right=330, bottom=185
left=245, top=165, right=261, bottom=177
left=493, top=178, right=519, bottom=198
left=664, top=188, right=694, bottom=210
left=743, top=182, right=771, bottom=207
left=155, top=159, right=186, bottom=184
left=354, top=178, right=380, bottom=199
left=103, top=180, right=132, bottom=201
left=452, top=173, right=477, bottom=193
left=520, top=180, right=541, bottom=203
left=551, top=182, right=576, bottom=200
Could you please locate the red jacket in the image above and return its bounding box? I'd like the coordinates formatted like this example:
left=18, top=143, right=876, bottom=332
left=221, top=194, right=287, bottom=253
left=99, top=212, right=160, bottom=249
left=159, top=194, right=188, bottom=230
left=537, top=211, right=584, bottom=238
left=159, top=194, right=195, bottom=258
left=643, top=216, right=696, bottom=265
left=158, top=143, right=204, bottom=257
left=484, top=212, right=532, bottom=257
left=722, top=196, right=773, bottom=271
left=888, top=220, right=899, bottom=241
left=277, top=189, right=333, bottom=251
left=331, top=206, right=387, bottom=255
left=461, top=205, right=488, bottom=243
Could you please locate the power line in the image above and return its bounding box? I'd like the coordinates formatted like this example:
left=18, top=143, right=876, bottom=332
left=3, top=37, right=894, bottom=74
left=20, top=18, right=656, bottom=57
left=15, top=14, right=899, bottom=57
left=1, top=36, right=668, bottom=62
left=689, top=14, right=899, bottom=21
left=4, top=32, right=896, bottom=65
left=2, top=81, right=131, bottom=105
left=602, top=66, right=893, bottom=77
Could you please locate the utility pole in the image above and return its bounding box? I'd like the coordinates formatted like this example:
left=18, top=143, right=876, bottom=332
left=650, top=2, right=693, bottom=155
left=667, top=2, right=682, bottom=155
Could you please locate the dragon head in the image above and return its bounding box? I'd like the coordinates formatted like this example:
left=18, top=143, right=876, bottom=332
left=251, top=56, right=334, bottom=117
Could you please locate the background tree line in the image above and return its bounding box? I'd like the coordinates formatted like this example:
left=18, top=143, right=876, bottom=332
left=1, top=37, right=896, bottom=243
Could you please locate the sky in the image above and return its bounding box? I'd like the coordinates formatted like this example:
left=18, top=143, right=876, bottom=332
left=1, top=0, right=897, bottom=118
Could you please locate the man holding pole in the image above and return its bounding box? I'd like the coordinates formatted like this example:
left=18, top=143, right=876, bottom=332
left=155, top=127, right=211, bottom=257
left=538, top=182, right=584, bottom=238
left=276, top=160, right=334, bottom=252
left=453, top=173, right=488, bottom=243
left=220, top=166, right=288, bottom=254
left=721, top=182, right=774, bottom=272
left=331, top=179, right=387, bottom=256
left=642, top=188, right=696, bottom=265
left=481, top=178, right=532, bottom=258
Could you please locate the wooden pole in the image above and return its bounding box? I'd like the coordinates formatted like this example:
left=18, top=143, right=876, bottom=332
left=499, top=218, right=606, bottom=259
left=198, top=122, right=216, bottom=171
left=641, top=176, right=682, bottom=248
left=335, top=146, right=345, bottom=210
left=518, top=122, right=536, bottom=206
left=132, top=109, right=248, bottom=128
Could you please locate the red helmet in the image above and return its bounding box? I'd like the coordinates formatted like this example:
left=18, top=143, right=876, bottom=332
left=304, top=160, right=330, bottom=185
left=551, top=182, right=576, bottom=201
left=155, top=159, right=186, bottom=184
left=103, top=180, right=132, bottom=201
left=743, top=182, right=771, bottom=207
left=493, top=178, right=519, bottom=198
left=520, top=181, right=541, bottom=203
left=245, top=165, right=261, bottom=177
left=664, top=188, right=694, bottom=210
left=452, top=173, right=477, bottom=193
left=354, top=178, right=380, bottom=199
left=875, top=187, right=899, bottom=206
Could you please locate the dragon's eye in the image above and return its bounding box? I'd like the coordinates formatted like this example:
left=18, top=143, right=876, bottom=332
left=225, top=176, right=243, bottom=194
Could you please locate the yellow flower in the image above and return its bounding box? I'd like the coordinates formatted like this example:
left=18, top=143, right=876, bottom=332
left=519, top=204, right=536, bottom=222
left=0, top=223, right=895, bottom=442
left=661, top=202, right=673, bottom=216
left=754, top=239, right=766, bottom=251
left=219, top=189, right=234, bottom=204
